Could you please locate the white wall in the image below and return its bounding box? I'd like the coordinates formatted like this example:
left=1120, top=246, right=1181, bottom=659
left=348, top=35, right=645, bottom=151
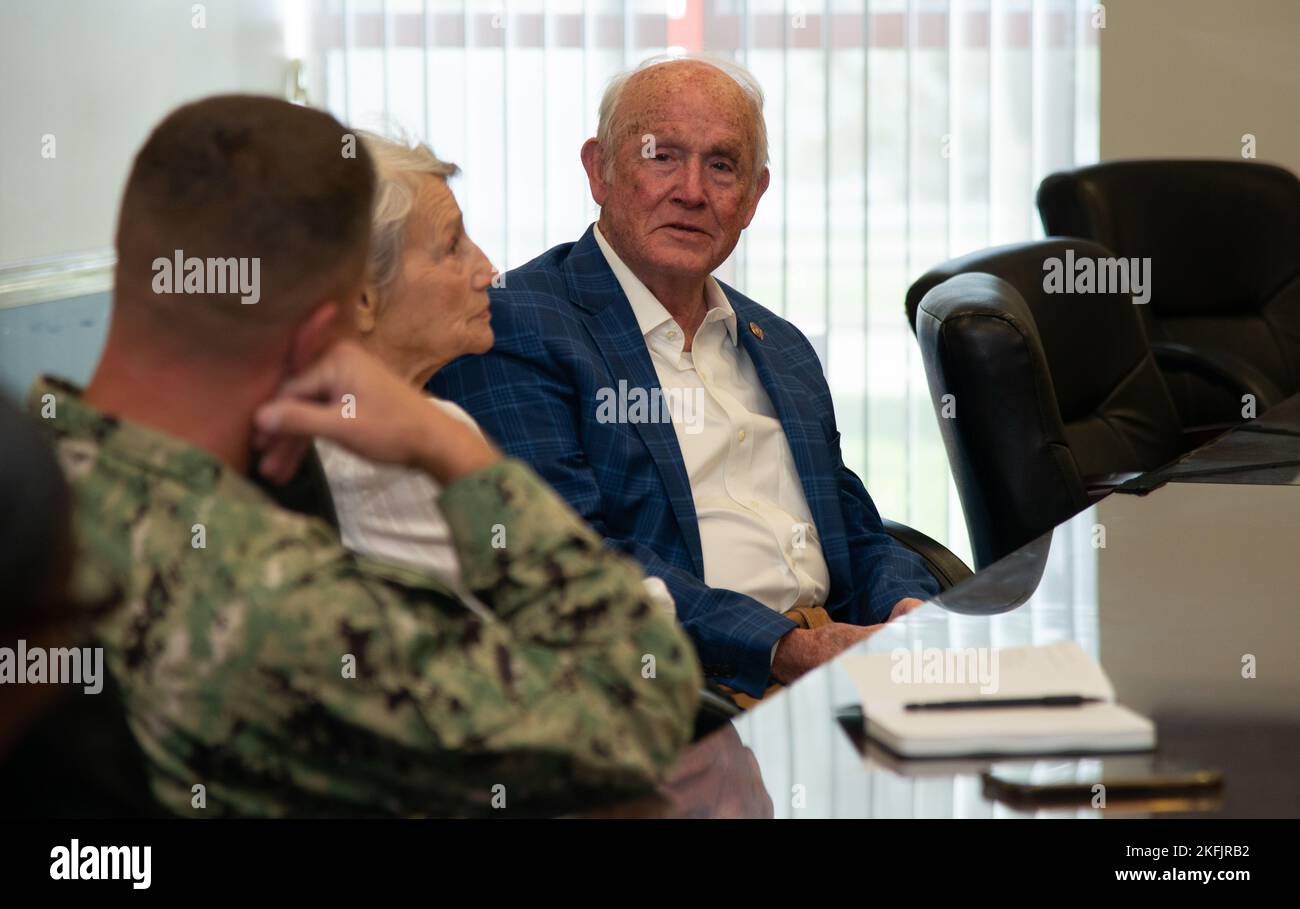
left=0, top=0, right=288, bottom=263
left=1100, top=0, right=1300, bottom=174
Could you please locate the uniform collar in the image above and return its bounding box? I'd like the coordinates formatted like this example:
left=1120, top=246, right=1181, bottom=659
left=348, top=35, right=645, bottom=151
left=27, top=374, right=262, bottom=502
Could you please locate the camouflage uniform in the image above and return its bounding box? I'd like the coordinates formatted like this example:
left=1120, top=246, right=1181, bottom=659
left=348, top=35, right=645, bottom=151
left=28, top=376, right=701, bottom=817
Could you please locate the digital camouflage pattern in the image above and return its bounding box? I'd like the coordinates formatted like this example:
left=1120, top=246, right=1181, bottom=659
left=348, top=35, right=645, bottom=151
left=29, top=376, right=701, bottom=817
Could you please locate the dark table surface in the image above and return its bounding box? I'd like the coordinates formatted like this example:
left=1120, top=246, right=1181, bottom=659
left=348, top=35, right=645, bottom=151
left=620, top=402, right=1300, bottom=819
left=1132, top=393, right=1300, bottom=487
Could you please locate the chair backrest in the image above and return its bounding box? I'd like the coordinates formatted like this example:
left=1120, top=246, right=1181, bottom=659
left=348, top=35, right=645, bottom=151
left=1037, top=160, right=1300, bottom=416
left=909, top=239, right=1183, bottom=569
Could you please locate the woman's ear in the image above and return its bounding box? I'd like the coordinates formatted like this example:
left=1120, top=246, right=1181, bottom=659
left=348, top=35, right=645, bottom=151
left=354, top=286, right=380, bottom=335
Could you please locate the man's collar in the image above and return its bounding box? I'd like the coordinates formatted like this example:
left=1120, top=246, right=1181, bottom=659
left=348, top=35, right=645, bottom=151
left=592, top=223, right=738, bottom=346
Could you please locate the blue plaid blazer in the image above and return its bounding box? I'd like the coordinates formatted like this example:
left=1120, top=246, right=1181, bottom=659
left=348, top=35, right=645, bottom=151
left=430, top=225, right=939, bottom=696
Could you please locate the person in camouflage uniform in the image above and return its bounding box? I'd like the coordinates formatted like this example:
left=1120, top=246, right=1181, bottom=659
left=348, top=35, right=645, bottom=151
left=26, top=95, right=700, bottom=817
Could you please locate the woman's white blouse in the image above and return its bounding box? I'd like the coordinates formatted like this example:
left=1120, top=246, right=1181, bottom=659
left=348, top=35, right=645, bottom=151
left=316, top=397, right=482, bottom=588
left=315, top=396, right=677, bottom=615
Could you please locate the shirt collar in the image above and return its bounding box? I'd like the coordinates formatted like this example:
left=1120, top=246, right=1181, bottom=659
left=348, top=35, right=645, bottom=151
left=592, top=223, right=738, bottom=347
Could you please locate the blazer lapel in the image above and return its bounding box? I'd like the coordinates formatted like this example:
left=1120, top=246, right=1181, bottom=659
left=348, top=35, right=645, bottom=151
left=562, top=227, right=706, bottom=577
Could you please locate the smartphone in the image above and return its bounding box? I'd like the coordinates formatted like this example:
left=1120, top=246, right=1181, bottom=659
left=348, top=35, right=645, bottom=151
left=982, top=757, right=1222, bottom=806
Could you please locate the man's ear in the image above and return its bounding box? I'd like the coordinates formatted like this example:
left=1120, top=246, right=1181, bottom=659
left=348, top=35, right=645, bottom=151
left=741, top=166, right=771, bottom=230
left=288, top=302, right=344, bottom=376
left=580, top=138, right=609, bottom=208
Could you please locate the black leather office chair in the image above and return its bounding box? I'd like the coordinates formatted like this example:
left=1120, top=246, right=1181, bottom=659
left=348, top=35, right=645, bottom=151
left=693, top=522, right=973, bottom=734
left=906, top=239, right=1185, bottom=570
left=1037, top=160, right=1300, bottom=427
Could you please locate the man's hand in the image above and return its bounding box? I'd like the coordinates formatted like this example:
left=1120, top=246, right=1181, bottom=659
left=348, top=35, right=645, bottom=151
left=771, top=622, right=884, bottom=685
left=771, top=598, right=927, bottom=685
left=253, top=340, right=500, bottom=485
left=889, top=597, right=926, bottom=621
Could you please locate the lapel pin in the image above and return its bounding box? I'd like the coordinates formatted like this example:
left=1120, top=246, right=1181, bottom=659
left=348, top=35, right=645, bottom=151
left=749, top=321, right=764, bottom=341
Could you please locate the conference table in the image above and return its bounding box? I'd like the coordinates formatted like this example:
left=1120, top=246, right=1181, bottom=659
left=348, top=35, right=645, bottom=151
left=609, top=396, right=1300, bottom=819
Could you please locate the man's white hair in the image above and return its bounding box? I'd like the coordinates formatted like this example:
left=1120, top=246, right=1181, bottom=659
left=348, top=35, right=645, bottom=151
left=358, top=130, right=459, bottom=293
left=595, top=53, right=770, bottom=182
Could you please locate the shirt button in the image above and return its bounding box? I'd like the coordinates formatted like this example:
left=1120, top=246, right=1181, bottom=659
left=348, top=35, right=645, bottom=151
left=667, top=329, right=678, bottom=340
left=738, top=430, right=747, bottom=442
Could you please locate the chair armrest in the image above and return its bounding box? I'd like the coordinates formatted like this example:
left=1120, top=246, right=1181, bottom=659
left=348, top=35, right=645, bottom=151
left=693, top=684, right=742, bottom=740
left=1150, top=341, right=1286, bottom=412
left=882, top=519, right=974, bottom=591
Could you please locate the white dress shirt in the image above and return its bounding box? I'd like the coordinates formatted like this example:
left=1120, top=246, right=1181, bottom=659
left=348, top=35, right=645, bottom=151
left=593, top=225, right=830, bottom=618
left=316, top=394, right=678, bottom=616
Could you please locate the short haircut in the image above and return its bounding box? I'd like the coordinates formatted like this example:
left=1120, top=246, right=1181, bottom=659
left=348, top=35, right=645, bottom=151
left=113, top=94, right=376, bottom=349
left=596, top=54, right=770, bottom=182
left=357, top=131, right=459, bottom=294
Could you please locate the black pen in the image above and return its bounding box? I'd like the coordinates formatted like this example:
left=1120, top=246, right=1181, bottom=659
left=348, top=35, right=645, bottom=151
left=904, top=695, right=1104, bottom=712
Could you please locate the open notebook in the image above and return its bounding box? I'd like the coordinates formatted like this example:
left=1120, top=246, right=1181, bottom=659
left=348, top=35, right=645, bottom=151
left=839, top=641, right=1155, bottom=758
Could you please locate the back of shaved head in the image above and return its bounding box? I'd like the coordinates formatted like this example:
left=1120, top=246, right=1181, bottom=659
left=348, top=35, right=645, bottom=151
left=113, top=95, right=375, bottom=355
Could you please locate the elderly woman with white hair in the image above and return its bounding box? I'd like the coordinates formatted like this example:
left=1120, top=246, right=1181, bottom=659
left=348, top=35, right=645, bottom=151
left=315, top=133, right=495, bottom=588
left=318, top=132, right=675, bottom=612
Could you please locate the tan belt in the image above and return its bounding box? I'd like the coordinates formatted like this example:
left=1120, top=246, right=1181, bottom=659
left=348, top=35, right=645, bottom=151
left=721, top=605, right=833, bottom=710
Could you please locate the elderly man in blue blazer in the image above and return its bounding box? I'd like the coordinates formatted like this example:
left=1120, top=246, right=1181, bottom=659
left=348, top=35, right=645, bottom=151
left=431, top=55, right=939, bottom=701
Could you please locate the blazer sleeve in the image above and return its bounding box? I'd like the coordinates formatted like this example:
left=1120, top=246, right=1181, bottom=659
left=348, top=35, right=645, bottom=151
left=430, top=298, right=797, bottom=698
left=821, top=413, right=942, bottom=624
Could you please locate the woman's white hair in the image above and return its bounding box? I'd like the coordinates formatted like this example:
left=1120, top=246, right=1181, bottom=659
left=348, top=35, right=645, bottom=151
left=595, top=53, right=769, bottom=182
left=358, top=130, right=459, bottom=293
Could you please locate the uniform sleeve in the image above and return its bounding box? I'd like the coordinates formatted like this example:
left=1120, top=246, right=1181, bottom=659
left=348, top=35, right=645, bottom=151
left=235, top=460, right=702, bottom=817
